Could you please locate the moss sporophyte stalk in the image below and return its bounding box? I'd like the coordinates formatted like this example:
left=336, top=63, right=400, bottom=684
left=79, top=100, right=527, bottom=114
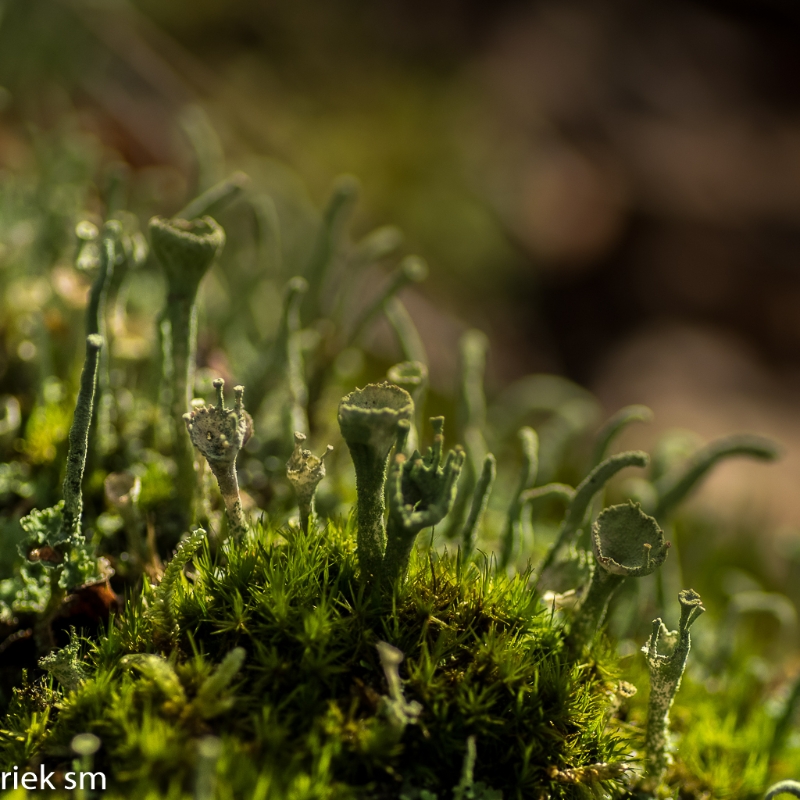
left=0, top=150, right=794, bottom=799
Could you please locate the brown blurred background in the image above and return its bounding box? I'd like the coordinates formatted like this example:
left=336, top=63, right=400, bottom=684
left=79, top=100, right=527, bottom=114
left=2, top=0, right=800, bottom=536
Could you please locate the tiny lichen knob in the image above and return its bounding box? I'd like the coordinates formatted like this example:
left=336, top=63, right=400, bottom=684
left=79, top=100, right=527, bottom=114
left=338, top=382, right=414, bottom=584
left=184, top=380, right=251, bottom=538
left=591, top=501, right=670, bottom=577
left=149, top=216, right=225, bottom=298
left=286, top=432, right=333, bottom=533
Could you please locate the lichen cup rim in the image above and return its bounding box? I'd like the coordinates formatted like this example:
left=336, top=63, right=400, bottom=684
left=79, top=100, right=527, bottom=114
left=591, top=501, right=670, bottom=577
left=338, top=382, right=414, bottom=450
left=387, top=361, right=428, bottom=387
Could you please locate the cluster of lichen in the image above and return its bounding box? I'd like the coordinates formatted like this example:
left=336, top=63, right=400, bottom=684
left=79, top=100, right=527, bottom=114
left=0, top=127, right=799, bottom=800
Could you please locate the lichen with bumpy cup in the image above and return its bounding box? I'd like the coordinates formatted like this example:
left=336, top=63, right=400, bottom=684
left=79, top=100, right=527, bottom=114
left=338, top=382, right=413, bottom=583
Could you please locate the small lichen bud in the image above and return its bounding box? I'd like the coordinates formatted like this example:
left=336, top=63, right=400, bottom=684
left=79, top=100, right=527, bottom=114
left=286, top=432, right=333, bottom=533
left=184, top=379, right=251, bottom=538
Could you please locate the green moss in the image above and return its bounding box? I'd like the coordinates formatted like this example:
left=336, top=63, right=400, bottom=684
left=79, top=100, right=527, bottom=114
left=0, top=518, right=630, bottom=799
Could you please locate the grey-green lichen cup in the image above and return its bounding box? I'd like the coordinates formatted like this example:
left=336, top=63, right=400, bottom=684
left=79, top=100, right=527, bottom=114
left=567, top=502, right=670, bottom=653
left=338, top=382, right=413, bottom=583
left=150, top=215, right=225, bottom=532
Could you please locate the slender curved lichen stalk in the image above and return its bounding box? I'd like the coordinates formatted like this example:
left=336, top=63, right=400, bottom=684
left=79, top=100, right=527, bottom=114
left=460, top=453, right=496, bottom=565
left=499, top=427, right=538, bottom=569
left=538, top=450, right=650, bottom=577
left=62, top=334, right=104, bottom=537
left=184, top=380, right=251, bottom=539
left=25, top=334, right=105, bottom=651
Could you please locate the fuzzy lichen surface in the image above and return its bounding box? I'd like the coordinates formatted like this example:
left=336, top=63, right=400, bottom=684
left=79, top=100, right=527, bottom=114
left=567, top=502, right=669, bottom=654
left=184, top=380, right=250, bottom=538
left=338, top=382, right=413, bottom=582
left=642, top=588, right=705, bottom=786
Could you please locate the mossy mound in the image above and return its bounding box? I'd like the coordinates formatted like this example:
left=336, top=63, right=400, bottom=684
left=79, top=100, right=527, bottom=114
left=1, top=519, right=630, bottom=799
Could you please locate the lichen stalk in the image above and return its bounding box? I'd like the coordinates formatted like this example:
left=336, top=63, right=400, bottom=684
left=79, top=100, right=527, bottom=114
left=499, top=427, right=538, bottom=569
left=338, top=383, right=413, bottom=583
left=62, top=335, right=104, bottom=537
left=461, top=453, right=496, bottom=564
left=286, top=432, right=333, bottom=533
left=567, top=502, right=669, bottom=654
left=150, top=215, right=225, bottom=529
left=538, top=450, right=649, bottom=578
left=383, top=417, right=465, bottom=585
left=642, top=589, right=705, bottom=787
left=444, top=329, right=489, bottom=539
left=184, top=380, right=251, bottom=539
left=86, top=222, right=118, bottom=458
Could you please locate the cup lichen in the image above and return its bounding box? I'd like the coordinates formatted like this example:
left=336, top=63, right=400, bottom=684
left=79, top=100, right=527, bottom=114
left=338, top=382, right=413, bottom=583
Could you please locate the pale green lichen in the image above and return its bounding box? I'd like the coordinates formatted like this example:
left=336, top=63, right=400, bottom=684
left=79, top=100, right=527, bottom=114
left=642, top=588, right=705, bottom=787
left=383, top=417, right=465, bottom=584
left=348, top=255, right=428, bottom=346
left=589, top=404, right=653, bottom=470
left=499, top=427, right=538, bottom=569
left=338, top=382, right=413, bottom=583
left=150, top=215, right=225, bottom=530
left=387, top=360, right=428, bottom=452
left=652, top=433, right=779, bottom=520
left=538, top=450, right=650, bottom=578
left=286, top=432, right=333, bottom=533
left=184, top=380, right=251, bottom=539
left=375, top=640, right=422, bottom=736
left=461, top=453, right=496, bottom=565
left=567, top=502, right=669, bottom=653
left=16, top=335, right=109, bottom=651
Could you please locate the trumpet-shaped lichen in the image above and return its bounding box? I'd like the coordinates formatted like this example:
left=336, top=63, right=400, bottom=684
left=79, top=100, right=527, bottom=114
left=338, top=382, right=413, bottom=583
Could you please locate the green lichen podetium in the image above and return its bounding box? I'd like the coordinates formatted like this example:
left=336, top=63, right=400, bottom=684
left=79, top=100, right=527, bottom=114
left=642, top=588, right=705, bottom=789
left=499, top=427, right=538, bottom=570
left=338, top=382, right=413, bottom=584
left=184, top=380, right=251, bottom=539
left=538, top=450, right=650, bottom=578
left=387, top=360, right=428, bottom=453
left=445, top=330, right=490, bottom=539
left=460, top=453, right=497, bottom=565
left=17, top=335, right=107, bottom=652
left=286, top=431, right=333, bottom=533
left=149, top=215, right=225, bottom=531
left=566, top=502, right=670, bottom=654
left=383, top=416, right=465, bottom=585
left=62, top=335, right=104, bottom=538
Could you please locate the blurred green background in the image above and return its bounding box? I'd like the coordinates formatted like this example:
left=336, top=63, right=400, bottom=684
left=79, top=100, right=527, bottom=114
left=3, top=0, right=800, bottom=591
